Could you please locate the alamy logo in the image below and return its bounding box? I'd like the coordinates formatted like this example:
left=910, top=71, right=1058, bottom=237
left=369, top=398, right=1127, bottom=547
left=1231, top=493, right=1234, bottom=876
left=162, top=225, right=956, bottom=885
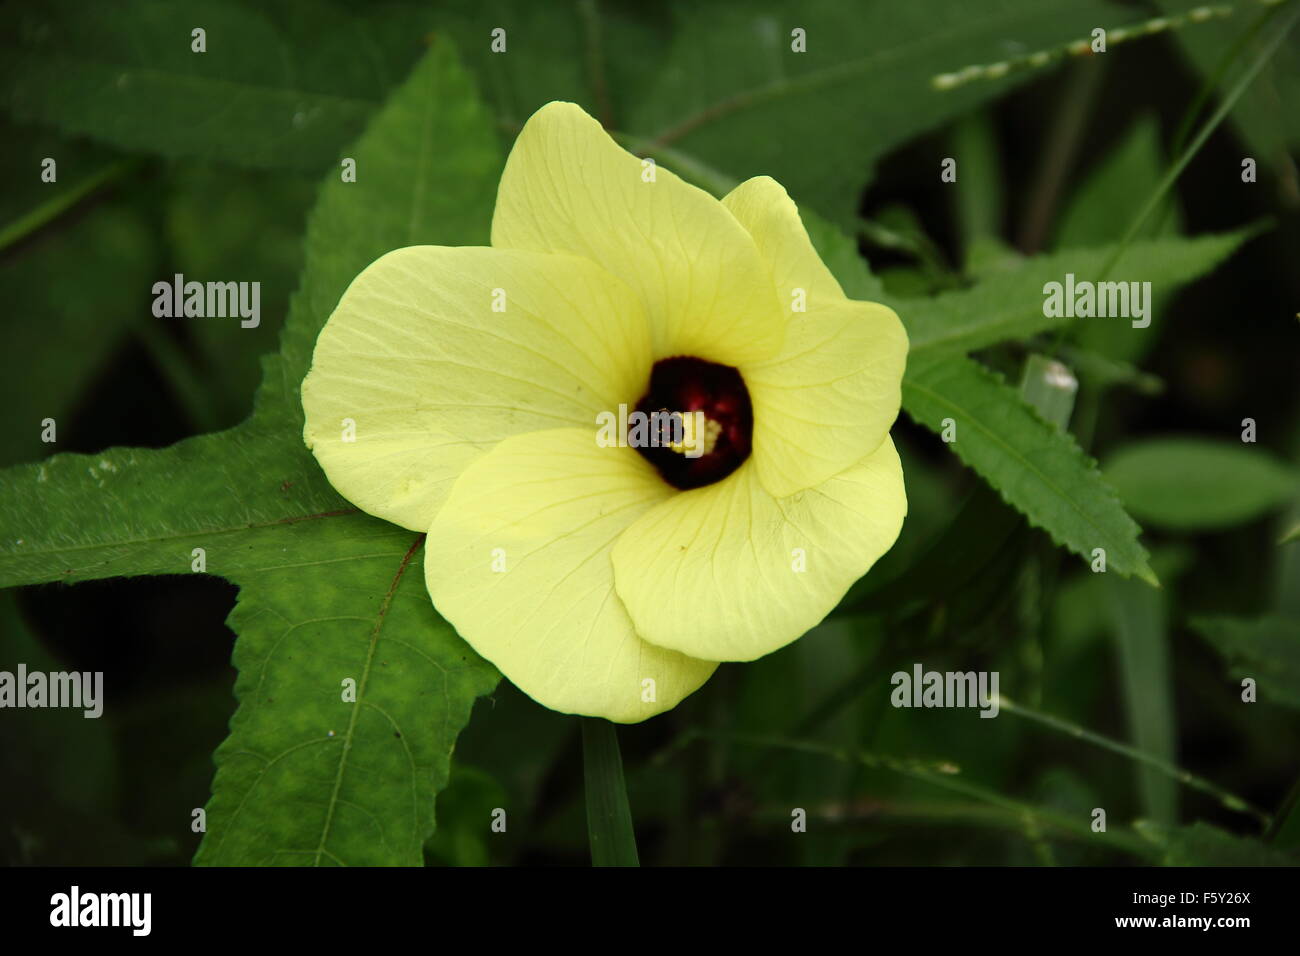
left=152, top=273, right=261, bottom=328
left=0, top=665, right=103, bottom=718
left=890, top=663, right=1000, bottom=718
left=1042, top=273, right=1151, bottom=328
left=596, top=404, right=707, bottom=458
left=50, top=886, right=151, bottom=936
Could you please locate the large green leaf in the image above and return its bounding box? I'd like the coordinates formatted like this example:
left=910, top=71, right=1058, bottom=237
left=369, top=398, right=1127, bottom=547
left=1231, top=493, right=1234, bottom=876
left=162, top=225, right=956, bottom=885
left=900, top=230, right=1254, bottom=358
left=1103, top=438, right=1297, bottom=531
left=436, top=0, right=674, bottom=130
left=0, top=422, right=345, bottom=588
left=439, top=0, right=1127, bottom=225
left=628, top=0, right=1123, bottom=222
left=194, top=522, right=497, bottom=865
left=0, top=0, right=435, bottom=171
left=0, top=424, right=501, bottom=869
left=195, top=37, right=502, bottom=866
left=0, top=37, right=504, bottom=865
left=903, top=354, right=1156, bottom=583
left=0, top=30, right=500, bottom=590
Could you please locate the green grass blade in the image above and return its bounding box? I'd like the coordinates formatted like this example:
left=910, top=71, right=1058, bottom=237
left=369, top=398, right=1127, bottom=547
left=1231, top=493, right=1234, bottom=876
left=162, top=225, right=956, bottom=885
left=1106, top=574, right=1178, bottom=826
left=582, top=718, right=640, bottom=867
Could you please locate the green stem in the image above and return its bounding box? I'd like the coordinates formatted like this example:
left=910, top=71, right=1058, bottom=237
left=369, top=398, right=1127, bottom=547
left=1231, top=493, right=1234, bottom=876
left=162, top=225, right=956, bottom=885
left=1048, top=0, right=1298, bottom=357
left=1149, top=4, right=1279, bottom=229
left=0, top=158, right=142, bottom=254
left=1099, top=0, right=1300, bottom=279
left=581, top=717, right=640, bottom=866
left=997, top=695, right=1271, bottom=828
left=1168, top=1, right=1281, bottom=163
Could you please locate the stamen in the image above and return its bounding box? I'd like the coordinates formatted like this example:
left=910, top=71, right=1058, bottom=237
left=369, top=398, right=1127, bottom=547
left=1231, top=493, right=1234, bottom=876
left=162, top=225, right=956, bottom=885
left=665, top=412, right=722, bottom=457
left=633, top=356, right=753, bottom=490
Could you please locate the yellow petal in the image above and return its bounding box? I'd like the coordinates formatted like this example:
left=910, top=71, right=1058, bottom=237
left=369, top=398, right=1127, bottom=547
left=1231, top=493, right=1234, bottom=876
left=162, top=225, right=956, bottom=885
left=425, top=428, right=717, bottom=723
left=492, top=102, right=785, bottom=365
left=722, top=176, right=845, bottom=306
left=302, top=246, right=651, bottom=531
left=724, top=176, right=909, bottom=497
left=612, top=438, right=907, bottom=662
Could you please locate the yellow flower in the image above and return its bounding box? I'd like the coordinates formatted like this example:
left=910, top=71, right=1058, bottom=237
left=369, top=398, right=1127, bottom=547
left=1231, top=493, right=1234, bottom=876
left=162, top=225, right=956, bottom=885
left=301, top=102, right=907, bottom=723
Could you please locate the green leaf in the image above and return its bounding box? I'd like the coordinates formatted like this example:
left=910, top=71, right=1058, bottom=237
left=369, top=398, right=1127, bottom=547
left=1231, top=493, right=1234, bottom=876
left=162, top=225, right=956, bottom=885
left=0, top=422, right=346, bottom=589
left=437, top=0, right=674, bottom=130
left=257, top=44, right=499, bottom=427
left=842, top=353, right=1076, bottom=614
left=0, top=417, right=505, bottom=868
left=901, top=230, right=1254, bottom=358
left=1103, top=439, right=1297, bottom=531
left=808, top=198, right=1162, bottom=587
left=903, top=354, right=1156, bottom=584
left=627, top=0, right=1122, bottom=223
left=195, top=38, right=503, bottom=866
left=0, top=0, right=435, bottom=171
left=0, top=36, right=506, bottom=865
left=1105, top=574, right=1177, bottom=825
left=1057, top=117, right=1193, bottom=367
left=1191, top=615, right=1300, bottom=710
left=581, top=718, right=640, bottom=867
left=195, top=525, right=498, bottom=865
left=0, top=30, right=498, bottom=583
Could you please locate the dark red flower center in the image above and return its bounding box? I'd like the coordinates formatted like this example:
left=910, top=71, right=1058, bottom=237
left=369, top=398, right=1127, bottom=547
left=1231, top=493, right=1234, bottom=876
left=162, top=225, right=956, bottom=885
left=633, top=356, right=753, bottom=490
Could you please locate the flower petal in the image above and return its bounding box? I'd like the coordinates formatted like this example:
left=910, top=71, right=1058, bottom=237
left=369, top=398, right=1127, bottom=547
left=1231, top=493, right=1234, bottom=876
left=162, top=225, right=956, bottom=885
left=724, top=176, right=909, bottom=497
left=722, top=176, right=845, bottom=305
left=425, top=428, right=717, bottom=723
left=302, top=246, right=652, bottom=531
left=491, top=101, right=785, bottom=365
left=612, top=438, right=907, bottom=662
